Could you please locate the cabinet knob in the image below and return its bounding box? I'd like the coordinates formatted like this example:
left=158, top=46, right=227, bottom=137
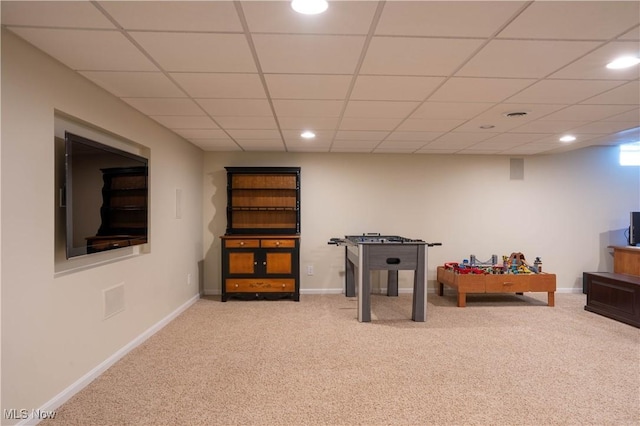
left=275, top=241, right=280, bottom=246
left=234, top=283, right=239, bottom=288
left=281, top=283, right=286, bottom=288
left=239, top=241, right=245, bottom=246
left=263, top=261, right=267, bottom=265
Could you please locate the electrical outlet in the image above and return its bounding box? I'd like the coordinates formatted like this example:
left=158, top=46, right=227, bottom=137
left=307, top=265, right=314, bottom=276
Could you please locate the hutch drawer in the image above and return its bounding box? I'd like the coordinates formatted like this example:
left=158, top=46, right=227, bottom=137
left=225, top=279, right=296, bottom=293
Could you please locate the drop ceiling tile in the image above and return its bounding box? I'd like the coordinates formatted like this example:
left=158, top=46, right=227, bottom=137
left=351, top=76, right=445, bottom=101
left=375, top=140, right=427, bottom=150
left=334, top=131, right=389, bottom=141
left=550, top=41, right=640, bottom=80
left=344, top=101, right=420, bottom=118
left=331, top=146, right=375, bottom=153
left=456, top=40, right=599, bottom=78
left=2, top=1, right=115, bottom=28
left=7, top=28, right=157, bottom=71
left=455, top=103, right=568, bottom=132
left=170, top=73, right=266, bottom=98
left=173, top=129, right=230, bottom=139
left=501, top=145, right=554, bottom=155
left=396, top=119, right=466, bottom=132
left=385, top=132, right=444, bottom=142
left=602, top=108, right=640, bottom=122
left=374, top=147, right=421, bottom=154
left=498, top=1, right=640, bottom=40
left=510, top=120, right=588, bottom=134
left=580, top=81, right=640, bottom=105
left=79, top=71, right=185, bottom=97
left=376, top=1, right=527, bottom=37
left=541, top=105, right=638, bottom=121
left=429, top=77, right=537, bottom=102
left=473, top=132, right=549, bottom=148
left=415, top=147, right=460, bottom=154
left=98, top=1, right=242, bottom=31
left=411, top=102, right=494, bottom=120
left=131, top=32, right=257, bottom=73
left=215, top=116, right=278, bottom=130
left=122, top=98, right=204, bottom=116
left=193, top=140, right=241, bottom=152
left=226, top=129, right=282, bottom=140
left=253, top=34, right=365, bottom=74
left=265, top=74, right=352, bottom=100
left=332, top=140, right=379, bottom=149
left=150, top=116, right=219, bottom=129
left=568, top=121, right=639, bottom=134
left=455, top=148, right=501, bottom=155
left=289, top=146, right=331, bottom=152
left=339, top=118, right=403, bottom=131
left=506, top=80, right=626, bottom=104
left=619, top=26, right=640, bottom=41
left=236, top=140, right=285, bottom=151
left=426, top=132, right=499, bottom=149
left=196, top=99, right=273, bottom=117
left=273, top=100, right=344, bottom=117
left=242, top=1, right=377, bottom=34
left=361, top=37, right=484, bottom=76
left=278, top=116, right=339, bottom=130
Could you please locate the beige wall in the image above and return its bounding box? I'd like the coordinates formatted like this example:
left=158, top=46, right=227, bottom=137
left=1, top=30, right=203, bottom=418
left=203, top=150, right=639, bottom=294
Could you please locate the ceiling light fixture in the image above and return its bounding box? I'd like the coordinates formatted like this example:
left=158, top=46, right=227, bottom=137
left=559, top=135, right=576, bottom=143
left=479, top=124, right=495, bottom=129
left=606, top=56, right=640, bottom=69
left=291, top=0, right=328, bottom=15
left=301, top=131, right=316, bottom=139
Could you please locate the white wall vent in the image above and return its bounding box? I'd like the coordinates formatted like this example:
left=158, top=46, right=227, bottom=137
left=103, top=283, right=125, bottom=320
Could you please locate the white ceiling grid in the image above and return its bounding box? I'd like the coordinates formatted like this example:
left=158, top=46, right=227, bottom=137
left=2, top=0, right=639, bottom=155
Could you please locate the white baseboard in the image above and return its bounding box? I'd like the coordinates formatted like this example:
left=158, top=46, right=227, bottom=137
left=18, top=293, right=200, bottom=426
left=203, top=287, right=584, bottom=296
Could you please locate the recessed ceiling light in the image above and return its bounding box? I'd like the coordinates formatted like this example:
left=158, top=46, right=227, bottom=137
left=559, top=135, right=576, bottom=143
left=606, top=56, right=640, bottom=69
left=301, top=131, right=316, bottom=139
left=291, top=0, right=328, bottom=15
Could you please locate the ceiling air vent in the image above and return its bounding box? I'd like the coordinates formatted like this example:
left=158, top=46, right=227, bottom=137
left=503, top=111, right=529, bottom=118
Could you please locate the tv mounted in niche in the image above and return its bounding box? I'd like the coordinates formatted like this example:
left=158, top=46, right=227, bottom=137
left=65, top=131, right=148, bottom=258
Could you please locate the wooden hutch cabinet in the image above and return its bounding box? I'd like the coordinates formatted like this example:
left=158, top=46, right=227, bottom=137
left=221, top=167, right=300, bottom=301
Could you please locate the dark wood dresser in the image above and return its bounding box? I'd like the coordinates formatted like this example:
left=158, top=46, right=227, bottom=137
left=583, top=246, right=640, bottom=328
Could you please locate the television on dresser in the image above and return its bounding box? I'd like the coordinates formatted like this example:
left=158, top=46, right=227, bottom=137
left=631, top=211, right=640, bottom=246
left=65, top=131, right=148, bottom=258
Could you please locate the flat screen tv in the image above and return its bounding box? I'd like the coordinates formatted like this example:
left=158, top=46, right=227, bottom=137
left=65, top=131, right=148, bottom=258
left=630, top=211, right=640, bottom=246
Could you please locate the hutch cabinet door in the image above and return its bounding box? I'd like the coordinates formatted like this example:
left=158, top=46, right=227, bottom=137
left=228, top=252, right=256, bottom=275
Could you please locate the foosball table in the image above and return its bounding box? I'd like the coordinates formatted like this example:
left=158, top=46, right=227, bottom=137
left=329, top=234, right=441, bottom=322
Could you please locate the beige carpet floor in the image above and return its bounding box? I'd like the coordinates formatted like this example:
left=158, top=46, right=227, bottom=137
left=44, top=292, right=639, bottom=425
